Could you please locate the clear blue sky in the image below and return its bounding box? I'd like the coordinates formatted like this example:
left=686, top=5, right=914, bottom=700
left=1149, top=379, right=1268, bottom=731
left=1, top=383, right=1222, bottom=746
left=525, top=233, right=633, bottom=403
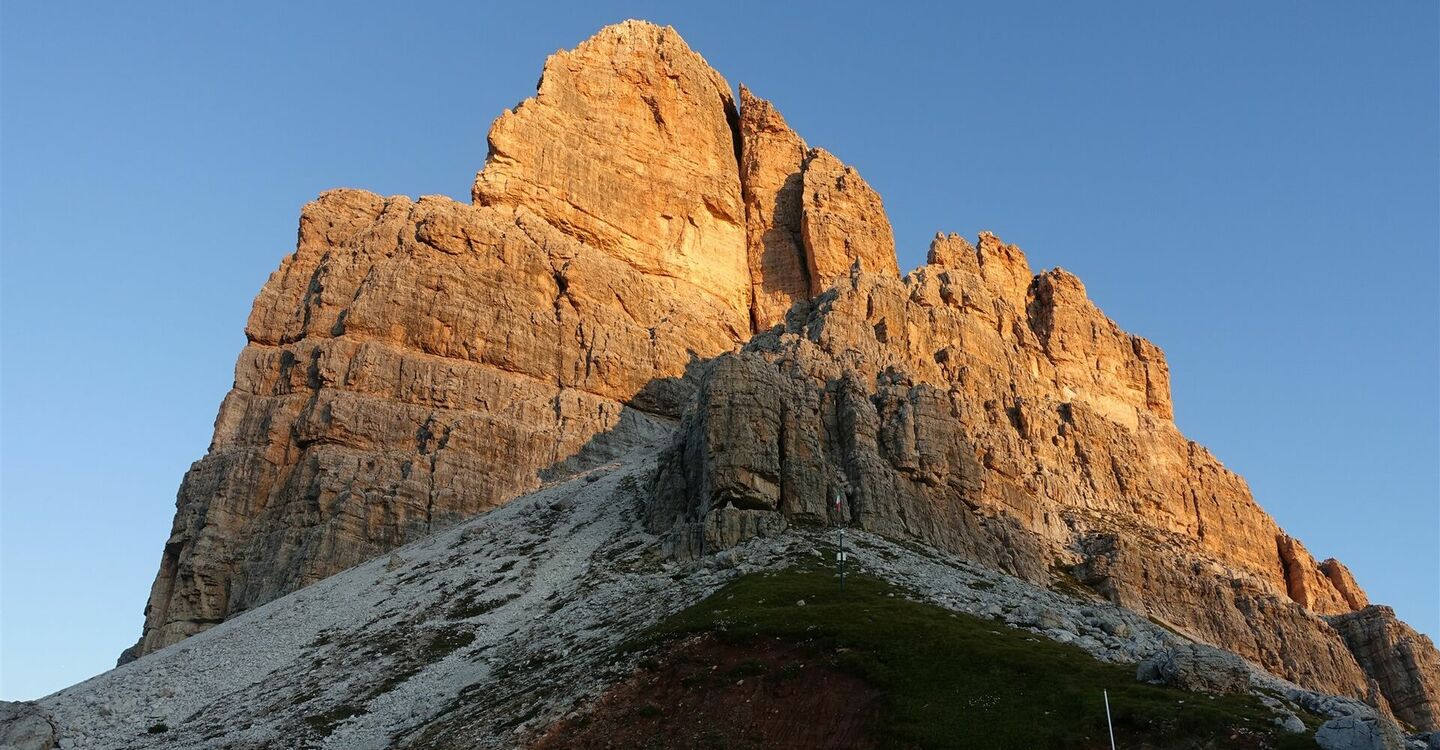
left=2, top=2, right=1436, bottom=701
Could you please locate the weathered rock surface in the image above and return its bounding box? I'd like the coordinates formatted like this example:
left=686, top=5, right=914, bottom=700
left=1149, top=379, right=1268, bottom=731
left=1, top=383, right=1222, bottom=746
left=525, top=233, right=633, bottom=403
left=128, top=190, right=716, bottom=657
left=737, top=86, right=900, bottom=330
left=1322, top=558, right=1371, bottom=611
left=799, top=149, right=899, bottom=294
left=1276, top=712, right=1308, bottom=733
left=1315, top=715, right=1407, bottom=750
left=1330, top=607, right=1440, bottom=730
left=1076, top=527, right=1376, bottom=702
left=0, top=702, right=57, bottom=750
left=123, top=17, right=1439, bottom=734
left=647, top=235, right=1436, bottom=720
left=474, top=20, right=750, bottom=325
left=738, top=85, right=810, bottom=332
left=1281, top=534, right=1368, bottom=615
left=1137, top=643, right=1251, bottom=694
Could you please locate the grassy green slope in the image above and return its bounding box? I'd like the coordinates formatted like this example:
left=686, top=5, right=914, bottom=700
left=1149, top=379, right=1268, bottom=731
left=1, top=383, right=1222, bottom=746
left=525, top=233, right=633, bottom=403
left=638, top=564, right=1317, bottom=750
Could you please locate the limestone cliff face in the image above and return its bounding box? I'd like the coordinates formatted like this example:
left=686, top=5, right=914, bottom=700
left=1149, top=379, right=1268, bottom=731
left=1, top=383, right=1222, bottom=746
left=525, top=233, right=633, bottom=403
left=738, top=85, right=810, bottom=332
left=474, top=21, right=750, bottom=328
left=128, top=19, right=1439, bottom=731
left=128, top=21, right=891, bottom=661
left=737, top=86, right=900, bottom=330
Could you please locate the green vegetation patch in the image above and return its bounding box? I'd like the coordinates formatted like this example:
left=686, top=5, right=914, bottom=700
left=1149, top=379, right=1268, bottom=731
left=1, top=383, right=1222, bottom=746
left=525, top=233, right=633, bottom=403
left=640, top=564, right=1316, bottom=750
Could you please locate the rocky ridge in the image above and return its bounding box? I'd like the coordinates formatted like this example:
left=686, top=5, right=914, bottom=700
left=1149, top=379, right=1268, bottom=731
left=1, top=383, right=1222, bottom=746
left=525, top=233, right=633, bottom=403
left=120, top=18, right=1437, bottom=733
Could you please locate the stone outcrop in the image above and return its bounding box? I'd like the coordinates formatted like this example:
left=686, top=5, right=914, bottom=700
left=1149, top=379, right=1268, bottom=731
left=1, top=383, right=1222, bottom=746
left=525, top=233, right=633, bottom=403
left=126, top=18, right=1439, bottom=733
left=647, top=353, right=1047, bottom=579
left=1315, top=716, right=1407, bottom=750
left=1076, top=527, right=1374, bottom=702
left=1330, top=607, right=1440, bottom=730
left=128, top=21, right=901, bottom=660
left=1025, top=262, right=1172, bottom=427
left=1136, top=644, right=1251, bottom=695
left=1279, top=534, right=1370, bottom=615
left=1322, top=558, right=1371, bottom=612
left=0, top=702, right=57, bottom=750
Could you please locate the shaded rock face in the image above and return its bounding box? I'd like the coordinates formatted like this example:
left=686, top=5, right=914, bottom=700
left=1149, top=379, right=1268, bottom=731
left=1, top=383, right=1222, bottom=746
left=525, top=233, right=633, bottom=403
left=128, top=19, right=1438, bottom=731
left=1329, top=607, right=1440, bottom=730
left=1076, top=529, right=1373, bottom=703
left=648, top=353, right=1045, bottom=579
left=130, top=21, right=898, bottom=659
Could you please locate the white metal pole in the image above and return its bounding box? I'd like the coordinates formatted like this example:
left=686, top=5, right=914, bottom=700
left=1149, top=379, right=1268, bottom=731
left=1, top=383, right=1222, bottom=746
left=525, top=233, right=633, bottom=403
left=1104, top=689, right=1116, bottom=750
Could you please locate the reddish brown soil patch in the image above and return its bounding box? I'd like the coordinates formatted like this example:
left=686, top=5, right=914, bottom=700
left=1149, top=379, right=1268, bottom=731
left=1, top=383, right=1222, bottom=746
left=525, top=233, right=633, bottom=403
left=531, top=634, right=881, bottom=749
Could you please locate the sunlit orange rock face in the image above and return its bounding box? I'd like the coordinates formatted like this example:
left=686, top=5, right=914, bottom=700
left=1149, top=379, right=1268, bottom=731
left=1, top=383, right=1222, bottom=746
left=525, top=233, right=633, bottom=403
left=128, top=19, right=1436, bottom=731
left=128, top=19, right=894, bottom=661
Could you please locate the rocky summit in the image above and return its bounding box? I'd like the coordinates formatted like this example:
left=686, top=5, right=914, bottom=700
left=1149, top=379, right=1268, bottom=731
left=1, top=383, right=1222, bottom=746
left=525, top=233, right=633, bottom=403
left=17, top=18, right=1430, bottom=749
left=122, top=19, right=909, bottom=665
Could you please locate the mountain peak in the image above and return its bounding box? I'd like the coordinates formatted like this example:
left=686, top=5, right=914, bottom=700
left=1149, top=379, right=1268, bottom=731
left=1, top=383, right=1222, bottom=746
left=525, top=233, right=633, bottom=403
left=73, top=19, right=1438, bottom=744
